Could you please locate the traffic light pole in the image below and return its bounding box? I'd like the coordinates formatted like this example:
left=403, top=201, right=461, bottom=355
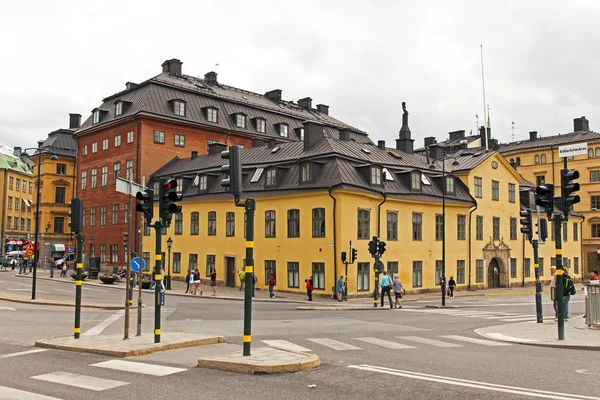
left=554, top=214, right=565, bottom=340
left=153, top=220, right=162, bottom=344
left=237, top=198, right=255, bottom=356
left=532, top=239, right=543, bottom=323
left=73, top=232, right=83, bottom=339
left=373, top=254, right=380, bottom=307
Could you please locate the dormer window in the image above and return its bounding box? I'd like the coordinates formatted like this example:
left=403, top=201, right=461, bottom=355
left=279, top=124, right=289, bottom=138
left=371, top=167, right=382, bottom=185
left=411, top=172, right=422, bottom=191
left=266, top=169, right=277, bottom=186
left=115, top=102, right=123, bottom=116
left=236, top=114, right=246, bottom=128
left=173, top=100, right=186, bottom=116
left=206, top=107, right=218, bottom=123
left=301, top=163, right=313, bottom=183
left=198, top=175, right=207, bottom=191
left=92, top=110, right=100, bottom=124
left=445, top=176, right=455, bottom=194
left=255, top=118, right=266, bottom=133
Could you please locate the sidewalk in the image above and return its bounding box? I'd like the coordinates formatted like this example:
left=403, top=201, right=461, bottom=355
left=474, top=317, right=600, bottom=350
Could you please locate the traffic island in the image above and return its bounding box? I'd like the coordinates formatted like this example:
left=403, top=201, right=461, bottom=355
left=197, top=346, right=320, bottom=374
left=36, top=333, right=224, bottom=357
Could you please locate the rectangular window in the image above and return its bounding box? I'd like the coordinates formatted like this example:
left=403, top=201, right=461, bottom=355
left=411, top=173, right=421, bottom=191
left=301, top=164, right=312, bottom=182
left=264, top=260, right=276, bottom=285
left=474, top=177, right=482, bottom=198
left=371, top=167, right=382, bottom=185
left=174, top=134, right=185, bottom=147
left=412, top=213, right=422, bottom=241
left=29, top=182, right=32, bottom=194
left=287, top=209, right=300, bottom=238
left=574, top=257, right=579, bottom=275
left=508, top=183, right=516, bottom=203
left=287, top=262, right=299, bottom=288
left=189, top=254, right=198, bottom=271
left=142, top=252, right=150, bottom=270
left=563, top=222, right=568, bottom=241
left=574, top=223, right=578, bottom=241
left=280, top=124, right=289, bottom=137
left=265, top=210, right=276, bottom=238
left=172, top=253, right=181, bottom=273
left=538, top=258, right=544, bottom=277
left=110, top=244, right=118, bottom=263
left=14, top=198, right=19, bottom=211
left=82, top=208, right=86, bottom=227
left=435, top=260, right=443, bottom=284
left=114, top=135, right=121, bottom=147
left=83, top=145, right=88, bottom=156
left=92, top=142, right=98, bottom=153
left=93, top=110, right=100, bottom=124
left=90, top=207, right=96, bottom=227
left=174, top=213, right=183, bottom=235
left=492, top=180, right=499, bottom=201
left=101, top=166, right=108, bottom=186
left=81, top=171, right=87, bottom=190
left=198, top=176, right=207, bottom=191
left=476, top=216, right=483, bottom=240
left=590, top=170, right=600, bottom=182
left=312, top=208, right=325, bottom=238
left=493, top=217, right=500, bottom=241
left=476, top=260, right=484, bottom=283
left=536, top=175, right=545, bottom=186
left=457, top=260, right=465, bottom=284
left=7, top=197, right=12, bottom=209
left=102, top=138, right=109, bottom=150
left=13, top=218, right=17, bottom=229
left=256, top=118, right=266, bottom=133
left=510, top=218, right=517, bottom=240
left=357, top=210, right=370, bottom=239
left=144, top=221, right=150, bottom=236
left=113, top=163, right=120, bottom=183
left=311, top=262, right=325, bottom=290
left=100, top=206, right=106, bottom=226
left=387, top=261, right=399, bottom=277
left=173, top=101, right=185, bottom=116
left=56, top=163, right=67, bottom=175
left=457, top=215, right=466, bottom=240
left=551, top=221, right=556, bottom=241
left=206, top=255, right=215, bottom=277
left=510, top=258, right=517, bottom=279
left=6, top=217, right=11, bottom=230
left=190, top=212, right=199, bottom=235
left=22, top=180, right=26, bottom=193
left=207, top=108, right=218, bottom=123
left=208, top=211, right=216, bottom=235
left=592, top=224, right=600, bottom=238
left=91, top=168, right=97, bottom=188
left=55, top=187, right=66, bottom=204
left=126, top=160, right=133, bottom=180
left=236, top=114, right=246, bottom=128
left=8, top=177, right=13, bottom=189
left=524, top=258, right=531, bottom=278
left=266, top=169, right=276, bottom=186
left=357, top=262, right=370, bottom=291
left=100, top=244, right=106, bottom=263
left=226, top=212, right=235, bottom=237
left=412, top=261, right=423, bottom=287
left=26, top=218, right=31, bottom=231
left=53, top=217, right=64, bottom=234
left=112, top=204, right=119, bottom=225
left=153, top=130, right=165, bottom=144
left=551, top=257, right=556, bottom=267
left=15, top=179, right=20, bottom=191
left=589, top=195, right=600, bottom=210
left=127, top=131, right=134, bottom=143
left=387, top=212, right=398, bottom=240
left=435, top=214, right=443, bottom=241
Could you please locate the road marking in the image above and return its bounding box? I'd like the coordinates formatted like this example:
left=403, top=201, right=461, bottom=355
left=575, top=370, right=600, bottom=376
left=397, top=336, right=463, bottom=348
left=82, top=310, right=124, bottom=336
left=348, top=365, right=600, bottom=400
left=439, top=335, right=511, bottom=347
left=261, top=340, right=312, bottom=352
left=307, top=338, right=361, bottom=350
left=31, top=372, right=128, bottom=391
left=7, top=288, right=48, bottom=294
left=486, top=333, right=538, bottom=342
left=0, top=349, right=47, bottom=359
left=0, top=306, right=16, bottom=311
left=481, top=314, right=522, bottom=319
left=354, top=337, right=415, bottom=349
left=91, top=360, right=186, bottom=376
left=499, top=316, right=536, bottom=322
left=82, top=287, right=108, bottom=293
left=0, top=385, right=62, bottom=399
left=54, top=289, right=71, bottom=293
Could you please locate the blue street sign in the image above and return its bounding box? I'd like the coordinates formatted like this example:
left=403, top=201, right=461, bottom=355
left=130, top=257, right=145, bottom=273
left=67, top=246, right=73, bottom=253
left=160, top=291, right=165, bottom=306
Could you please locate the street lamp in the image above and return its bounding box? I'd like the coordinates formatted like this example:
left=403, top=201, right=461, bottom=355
left=166, top=236, right=173, bottom=290
left=26, top=142, right=58, bottom=300
left=429, top=155, right=460, bottom=307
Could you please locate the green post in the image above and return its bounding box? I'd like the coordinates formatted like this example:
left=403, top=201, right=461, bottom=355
left=154, top=220, right=162, bottom=343
left=554, top=215, right=565, bottom=340
left=239, top=198, right=255, bottom=356
left=343, top=261, right=348, bottom=301
left=533, top=239, right=543, bottom=323
left=73, top=233, right=83, bottom=339
left=373, top=255, right=380, bottom=307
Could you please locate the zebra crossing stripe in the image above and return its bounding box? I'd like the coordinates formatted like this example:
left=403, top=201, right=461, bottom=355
left=439, top=335, right=512, bottom=347
left=481, top=314, right=522, bottom=319
left=354, top=337, right=416, bottom=350
left=31, top=372, right=128, bottom=391
left=0, top=385, right=62, bottom=399
left=261, top=340, right=312, bottom=352
left=307, top=338, right=361, bottom=350
left=397, top=336, right=463, bottom=348
left=90, top=360, right=186, bottom=376
left=499, top=316, right=535, bottom=322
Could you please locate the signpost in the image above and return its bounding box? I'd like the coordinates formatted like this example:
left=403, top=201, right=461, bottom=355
left=558, top=143, right=588, bottom=158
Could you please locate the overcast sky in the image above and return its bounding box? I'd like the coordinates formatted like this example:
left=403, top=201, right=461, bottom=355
left=2, top=0, right=599, bottom=152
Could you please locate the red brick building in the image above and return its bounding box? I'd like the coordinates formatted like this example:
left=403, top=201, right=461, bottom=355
left=75, top=59, right=364, bottom=268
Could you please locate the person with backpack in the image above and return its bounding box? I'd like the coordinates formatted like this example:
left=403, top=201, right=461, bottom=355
left=563, top=267, right=575, bottom=321
left=448, top=276, right=456, bottom=298
left=305, top=276, right=314, bottom=301
left=185, top=270, right=192, bottom=293
left=268, top=273, right=276, bottom=299
left=379, top=271, right=393, bottom=309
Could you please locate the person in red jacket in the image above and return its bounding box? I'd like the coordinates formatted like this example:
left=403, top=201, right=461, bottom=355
left=305, top=276, right=314, bottom=301
left=268, top=273, right=276, bottom=299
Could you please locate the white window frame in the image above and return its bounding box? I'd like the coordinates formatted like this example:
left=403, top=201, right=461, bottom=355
left=173, top=100, right=186, bottom=116
left=102, top=138, right=109, bottom=150
left=114, top=135, right=121, bottom=147
left=236, top=114, right=246, bottom=128
left=115, top=102, right=123, bottom=116
left=127, top=131, right=134, bottom=143
left=279, top=124, right=289, bottom=137
left=207, top=108, right=218, bottom=123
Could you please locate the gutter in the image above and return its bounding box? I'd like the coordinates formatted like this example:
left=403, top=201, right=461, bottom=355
left=468, top=203, right=477, bottom=290
left=580, top=214, right=585, bottom=280
left=328, top=184, right=343, bottom=293
left=377, top=192, right=387, bottom=237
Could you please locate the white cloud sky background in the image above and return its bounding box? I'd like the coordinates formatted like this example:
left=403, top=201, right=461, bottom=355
left=1, top=0, right=599, bottom=151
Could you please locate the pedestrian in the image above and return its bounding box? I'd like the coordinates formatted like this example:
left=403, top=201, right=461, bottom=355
left=448, top=276, right=456, bottom=298
left=193, top=269, right=202, bottom=295
left=49, top=259, right=54, bottom=278
left=336, top=275, right=344, bottom=301
left=305, top=276, right=314, bottom=301
left=592, top=270, right=600, bottom=281
left=239, top=268, right=246, bottom=291
left=185, top=270, right=191, bottom=293
left=393, top=274, right=405, bottom=308
left=160, top=266, right=166, bottom=291
left=11, top=258, right=16, bottom=271
left=268, top=272, right=276, bottom=298
left=149, top=270, right=156, bottom=290
left=210, top=267, right=217, bottom=296
left=19, top=258, right=26, bottom=275
left=563, top=267, right=575, bottom=321
left=550, top=266, right=557, bottom=318
left=252, top=273, right=257, bottom=297
left=379, top=270, right=393, bottom=309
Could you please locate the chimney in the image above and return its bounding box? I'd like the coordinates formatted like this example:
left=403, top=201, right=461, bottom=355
left=191, top=151, right=198, bottom=160
left=13, top=147, right=21, bottom=157
left=490, top=138, right=499, bottom=150
left=265, top=89, right=282, bottom=102
left=529, top=131, right=538, bottom=141
left=574, top=116, right=589, bottom=132
left=396, top=102, right=414, bottom=154
left=298, top=97, right=312, bottom=110
left=303, top=121, right=325, bottom=151
left=316, top=104, right=329, bottom=115
left=204, top=71, right=218, bottom=85
left=161, top=58, right=183, bottom=75
left=449, top=130, right=466, bottom=141
left=125, top=82, right=138, bottom=90
left=268, top=138, right=277, bottom=149
left=252, top=138, right=265, bottom=148
left=338, top=130, right=351, bottom=141
left=479, top=126, right=488, bottom=149
left=378, top=140, right=386, bottom=150
left=207, top=142, right=227, bottom=155
left=428, top=144, right=442, bottom=160
left=69, top=113, right=82, bottom=129
left=424, top=137, right=437, bottom=147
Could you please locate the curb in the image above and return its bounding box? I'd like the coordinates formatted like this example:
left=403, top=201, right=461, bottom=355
left=0, top=295, right=131, bottom=310
left=425, top=305, right=459, bottom=309
left=297, top=306, right=389, bottom=311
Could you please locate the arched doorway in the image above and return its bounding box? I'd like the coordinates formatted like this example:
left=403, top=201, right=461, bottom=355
left=487, top=257, right=506, bottom=288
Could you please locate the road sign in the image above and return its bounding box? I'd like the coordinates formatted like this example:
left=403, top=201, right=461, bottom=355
left=558, top=143, right=588, bottom=158
left=130, top=257, right=145, bottom=273
left=67, top=246, right=73, bottom=253
left=67, top=240, right=73, bottom=247
left=26, top=242, right=34, bottom=251
left=116, top=177, right=146, bottom=196
left=25, top=249, right=33, bottom=258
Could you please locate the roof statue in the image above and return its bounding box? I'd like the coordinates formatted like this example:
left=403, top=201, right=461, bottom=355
left=402, top=101, right=408, bottom=115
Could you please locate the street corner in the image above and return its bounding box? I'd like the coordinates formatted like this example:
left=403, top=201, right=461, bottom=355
left=197, top=346, right=320, bottom=374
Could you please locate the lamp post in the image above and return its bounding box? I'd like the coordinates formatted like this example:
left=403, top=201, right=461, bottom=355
left=166, top=236, right=173, bottom=290
left=429, top=155, right=460, bottom=307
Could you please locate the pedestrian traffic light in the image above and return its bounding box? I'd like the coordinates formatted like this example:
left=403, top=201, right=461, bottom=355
left=159, top=178, right=182, bottom=227
left=68, top=198, right=83, bottom=234
left=341, top=251, right=347, bottom=263
left=519, top=209, right=532, bottom=243
left=561, top=169, right=580, bottom=219
left=368, top=236, right=379, bottom=257
left=351, top=248, right=358, bottom=263
left=537, top=218, right=548, bottom=242
left=123, top=232, right=129, bottom=248
left=221, top=145, right=243, bottom=203
left=535, top=184, right=554, bottom=218
left=136, top=188, right=154, bottom=224
left=377, top=241, right=387, bottom=256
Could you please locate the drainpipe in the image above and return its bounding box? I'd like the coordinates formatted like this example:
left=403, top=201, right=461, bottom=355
left=550, top=145, right=556, bottom=186
left=521, top=223, right=526, bottom=287
left=468, top=204, right=477, bottom=290
left=580, top=214, right=585, bottom=280
left=377, top=192, right=388, bottom=237
left=328, top=185, right=343, bottom=296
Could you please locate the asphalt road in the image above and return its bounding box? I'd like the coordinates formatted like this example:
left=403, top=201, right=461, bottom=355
left=0, top=270, right=597, bottom=400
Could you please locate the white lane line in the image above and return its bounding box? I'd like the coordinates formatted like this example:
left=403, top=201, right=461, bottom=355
left=486, top=333, right=538, bottom=342
left=0, top=349, right=47, bottom=359
left=82, top=310, right=124, bottom=336
left=261, top=340, right=312, bottom=352
left=500, top=316, right=536, bottom=322
left=354, top=337, right=415, bottom=350
left=463, top=314, right=502, bottom=318
left=82, top=287, right=108, bottom=293
left=439, top=335, right=511, bottom=347
left=0, top=306, right=16, bottom=311
left=307, top=338, right=361, bottom=351
left=348, top=365, right=600, bottom=400
left=397, top=336, right=463, bottom=348
left=91, top=360, right=186, bottom=376
left=0, top=385, right=62, bottom=399
left=31, top=372, right=128, bottom=391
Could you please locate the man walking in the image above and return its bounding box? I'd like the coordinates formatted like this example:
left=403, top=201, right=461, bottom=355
left=268, top=273, right=276, bottom=298
left=379, top=270, right=393, bottom=309
left=336, top=275, right=344, bottom=301
left=239, top=268, right=245, bottom=291
left=563, top=267, right=575, bottom=321
left=550, top=266, right=557, bottom=318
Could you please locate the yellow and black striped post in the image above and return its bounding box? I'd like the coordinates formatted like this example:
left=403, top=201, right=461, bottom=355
left=554, top=215, right=565, bottom=340
left=154, top=220, right=163, bottom=343
left=239, top=198, right=255, bottom=356
left=532, top=239, right=543, bottom=323
left=73, top=233, right=84, bottom=339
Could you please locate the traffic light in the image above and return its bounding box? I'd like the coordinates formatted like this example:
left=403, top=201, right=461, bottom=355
left=341, top=251, right=347, bottom=263
left=135, top=188, right=154, bottom=224
left=221, top=145, right=243, bottom=203
left=519, top=209, right=532, bottom=242
left=535, top=184, right=554, bottom=218
left=123, top=232, right=129, bottom=249
left=537, top=218, right=548, bottom=242
left=368, top=236, right=379, bottom=257
left=377, top=241, right=387, bottom=256
left=159, top=178, right=182, bottom=227
left=351, top=248, right=357, bottom=263
left=561, top=169, right=580, bottom=219
left=68, top=198, right=83, bottom=234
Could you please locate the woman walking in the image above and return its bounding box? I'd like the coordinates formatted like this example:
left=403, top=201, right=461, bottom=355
left=185, top=270, right=191, bottom=293
left=393, top=274, right=405, bottom=308
left=210, top=267, right=217, bottom=296
left=193, top=269, right=202, bottom=295
left=448, top=276, right=456, bottom=299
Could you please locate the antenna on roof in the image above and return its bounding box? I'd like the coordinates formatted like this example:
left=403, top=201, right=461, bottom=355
left=215, top=63, right=219, bottom=73
left=480, top=45, right=488, bottom=151
left=512, top=121, right=515, bottom=142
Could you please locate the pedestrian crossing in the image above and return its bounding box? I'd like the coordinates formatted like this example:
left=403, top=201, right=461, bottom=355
left=402, top=307, right=536, bottom=322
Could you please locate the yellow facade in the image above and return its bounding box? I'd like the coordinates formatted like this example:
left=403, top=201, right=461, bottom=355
left=1, top=155, right=34, bottom=254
